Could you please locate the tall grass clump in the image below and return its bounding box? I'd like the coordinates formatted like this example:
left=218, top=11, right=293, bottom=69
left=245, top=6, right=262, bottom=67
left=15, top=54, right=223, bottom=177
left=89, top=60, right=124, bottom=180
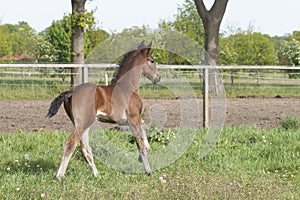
left=280, top=115, right=300, bottom=130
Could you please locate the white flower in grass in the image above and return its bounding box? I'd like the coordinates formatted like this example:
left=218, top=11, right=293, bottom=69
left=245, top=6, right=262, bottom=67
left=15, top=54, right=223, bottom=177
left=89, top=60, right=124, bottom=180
left=24, top=154, right=29, bottom=161
left=41, top=193, right=46, bottom=198
left=262, top=135, right=267, bottom=143
left=159, top=176, right=167, bottom=183
left=16, top=188, right=20, bottom=191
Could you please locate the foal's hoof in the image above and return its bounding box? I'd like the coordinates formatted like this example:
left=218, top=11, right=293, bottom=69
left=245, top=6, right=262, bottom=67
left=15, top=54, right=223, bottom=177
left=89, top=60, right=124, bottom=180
left=138, top=155, right=142, bottom=163
left=54, top=176, right=62, bottom=181
left=145, top=170, right=152, bottom=176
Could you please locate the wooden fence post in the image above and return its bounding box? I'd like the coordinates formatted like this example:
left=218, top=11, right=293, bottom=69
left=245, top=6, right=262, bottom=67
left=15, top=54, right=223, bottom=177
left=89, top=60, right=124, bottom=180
left=203, top=67, right=209, bottom=128
left=82, top=65, right=88, bottom=83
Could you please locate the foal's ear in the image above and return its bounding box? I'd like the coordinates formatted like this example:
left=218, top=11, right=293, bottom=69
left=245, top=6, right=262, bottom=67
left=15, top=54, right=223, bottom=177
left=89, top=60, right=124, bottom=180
left=138, top=40, right=145, bottom=49
left=142, top=41, right=152, bottom=55
left=145, top=41, right=152, bottom=50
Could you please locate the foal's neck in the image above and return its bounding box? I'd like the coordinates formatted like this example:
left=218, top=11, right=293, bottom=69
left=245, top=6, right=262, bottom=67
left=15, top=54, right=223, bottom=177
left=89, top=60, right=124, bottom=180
left=113, top=63, right=143, bottom=94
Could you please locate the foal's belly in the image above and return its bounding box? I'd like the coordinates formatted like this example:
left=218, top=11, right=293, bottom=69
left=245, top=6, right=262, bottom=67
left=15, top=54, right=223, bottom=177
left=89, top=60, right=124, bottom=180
left=96, top=111, right=127, bottom=125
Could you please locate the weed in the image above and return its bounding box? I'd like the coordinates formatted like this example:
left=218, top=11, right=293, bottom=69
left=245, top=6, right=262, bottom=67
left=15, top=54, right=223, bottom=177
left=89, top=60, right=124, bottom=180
left=280, top=115, right=300, bottom=130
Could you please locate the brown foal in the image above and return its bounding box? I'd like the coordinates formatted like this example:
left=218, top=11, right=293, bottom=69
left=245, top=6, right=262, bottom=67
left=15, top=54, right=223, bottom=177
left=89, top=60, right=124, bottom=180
left=47, top=41, right=160, bottom=180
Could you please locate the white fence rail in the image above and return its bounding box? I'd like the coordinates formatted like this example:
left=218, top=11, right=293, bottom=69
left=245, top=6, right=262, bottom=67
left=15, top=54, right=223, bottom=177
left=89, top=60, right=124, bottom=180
left=1, top=63, right=300, bottom=69
left=1, top=64, right=300, bottom=84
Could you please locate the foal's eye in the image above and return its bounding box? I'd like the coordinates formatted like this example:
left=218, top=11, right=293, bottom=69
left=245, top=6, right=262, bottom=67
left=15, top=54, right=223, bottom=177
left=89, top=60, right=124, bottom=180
left=148, top=58, right=154, bottom=63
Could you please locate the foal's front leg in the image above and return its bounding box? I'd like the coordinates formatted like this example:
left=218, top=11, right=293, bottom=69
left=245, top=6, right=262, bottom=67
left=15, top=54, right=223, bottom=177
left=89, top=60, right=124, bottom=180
left=142, top=122, right=150, bottom=153
left=127, top=114, right=152, bottom=175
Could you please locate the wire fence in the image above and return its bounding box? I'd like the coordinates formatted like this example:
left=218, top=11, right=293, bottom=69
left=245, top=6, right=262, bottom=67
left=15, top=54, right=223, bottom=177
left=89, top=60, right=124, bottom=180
left=0, top=64, right=300, bottom=99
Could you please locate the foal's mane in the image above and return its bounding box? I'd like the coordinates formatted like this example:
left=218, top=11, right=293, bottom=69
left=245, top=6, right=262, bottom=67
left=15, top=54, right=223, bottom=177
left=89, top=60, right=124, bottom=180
left=111, top=42, right=146, bottom=84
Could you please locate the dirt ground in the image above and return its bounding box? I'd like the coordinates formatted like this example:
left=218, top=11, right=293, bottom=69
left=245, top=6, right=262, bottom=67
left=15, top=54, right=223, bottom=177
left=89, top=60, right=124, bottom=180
left=1, top=97, right=300, bottom=133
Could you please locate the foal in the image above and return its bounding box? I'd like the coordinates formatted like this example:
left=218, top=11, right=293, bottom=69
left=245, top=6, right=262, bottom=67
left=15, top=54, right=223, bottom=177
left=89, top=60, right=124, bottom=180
left=47, top=41, right=160, bottom=180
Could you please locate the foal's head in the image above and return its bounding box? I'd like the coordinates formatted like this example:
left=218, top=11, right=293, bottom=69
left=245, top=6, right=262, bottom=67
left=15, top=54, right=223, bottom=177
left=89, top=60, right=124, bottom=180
left=136, top=41, right=160, bottom=84
left=139, top=42, right=160, bottom=83
left=112, top=41, right=160, bottom=84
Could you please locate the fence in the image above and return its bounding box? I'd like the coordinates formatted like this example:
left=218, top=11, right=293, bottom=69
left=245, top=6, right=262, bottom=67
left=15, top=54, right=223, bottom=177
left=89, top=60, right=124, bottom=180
left=1, top=64, right=300, bottom=127
left=1, top=64, right=300, bottom=99
left=1, top=64, right=300, bottom=89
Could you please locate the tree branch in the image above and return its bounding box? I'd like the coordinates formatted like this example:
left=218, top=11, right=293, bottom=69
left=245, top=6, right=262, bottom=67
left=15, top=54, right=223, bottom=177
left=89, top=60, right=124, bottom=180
left=193, top=0, right=208, bottom=22
left=211, top=0, right=229, bottom=23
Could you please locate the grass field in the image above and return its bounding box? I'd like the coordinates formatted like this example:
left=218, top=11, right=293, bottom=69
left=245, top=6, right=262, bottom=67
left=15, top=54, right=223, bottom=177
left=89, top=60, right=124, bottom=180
left=1, top=125, right=299, bottom=199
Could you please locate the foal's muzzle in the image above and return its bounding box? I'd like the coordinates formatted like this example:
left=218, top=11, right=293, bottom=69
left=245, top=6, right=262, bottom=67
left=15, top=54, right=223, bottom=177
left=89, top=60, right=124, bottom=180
left=153, top=74, right=161, bottom=84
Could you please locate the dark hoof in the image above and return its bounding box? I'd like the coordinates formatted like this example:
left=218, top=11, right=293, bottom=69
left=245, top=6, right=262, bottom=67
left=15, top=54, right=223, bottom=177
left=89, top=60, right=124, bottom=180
left=146, top=171, right=152, bottom=176
left=138, top=155, right=142, bottom=162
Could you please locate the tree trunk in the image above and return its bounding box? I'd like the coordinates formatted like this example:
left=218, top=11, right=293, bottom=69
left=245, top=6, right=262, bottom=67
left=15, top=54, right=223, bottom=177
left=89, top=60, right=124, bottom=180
left=71, top=0, right=86, bottom=87
left=194, top=0, right=229, bottom=65
left=194, top=0, right=228, bottom=128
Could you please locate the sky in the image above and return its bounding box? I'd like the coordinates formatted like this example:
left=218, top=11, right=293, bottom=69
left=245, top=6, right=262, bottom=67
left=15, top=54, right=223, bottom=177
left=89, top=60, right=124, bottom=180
left=0, top=0, right=300, bottom=36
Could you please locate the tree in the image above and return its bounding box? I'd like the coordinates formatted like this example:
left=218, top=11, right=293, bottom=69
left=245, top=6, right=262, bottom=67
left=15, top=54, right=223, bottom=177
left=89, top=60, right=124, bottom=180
left=193, top=0, right=229, bottom=65
left=85, top=29, right=109, bottom=57
left=220, top=31, right=279, bottom=83
left=70, top=0, right=86, bottom=86
left=159, top=0, right=204, bottom=64
left=0, top=22, right=37, bottom=61
left=33, top=34, right=58, bottom=63
left=160, top=0, right=204, bottom=47
left=45, top=15, right=72, bottom=63
left=279, top=39, right=300, bottom=66
left=290, top=31, right=300, bottom=42
left=0, top=28, right=12, bottom=58
left=231, top=32, right=278, bottom=65
left=70, top=0, right=99, bottom=86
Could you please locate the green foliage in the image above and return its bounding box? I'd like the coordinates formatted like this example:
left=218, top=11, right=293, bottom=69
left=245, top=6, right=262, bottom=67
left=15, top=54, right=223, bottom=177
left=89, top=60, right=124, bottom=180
left=219, top=37, right=238, bottom=65
left=280, top=116, right=300, bottom=130
left=160, top=0, right=204, bottom=47
left=33, top=34, right=58, bottom=63
left=278, top=38, right=300, bottom=78
left=290, top=30, right=300, bottom=43
left=71, top=10, right=95, bottom=30
left=220, top=32, right=279, bottom=66
left=0, top=28, right=12, bottom=57
left=279, top=38, right=300, bottom=66
left=44, top=15, right=72, bottom=63
left=0, top=22, right=37, bottom=61
left=86, top=29, right=109, bottom=57
left=148, top=125, right=177, bottom=146
left=87, top=26, right=165, bottom=63
left=157, top=0, right=204, bottom=64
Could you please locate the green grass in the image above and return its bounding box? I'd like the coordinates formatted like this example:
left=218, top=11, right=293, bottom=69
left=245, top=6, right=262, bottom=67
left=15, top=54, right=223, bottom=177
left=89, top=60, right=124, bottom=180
left=0, top=78, right=70, bottom=99
left=1, top=126, right=299, bottom=199
left=225, top=82, right=300, bottom=98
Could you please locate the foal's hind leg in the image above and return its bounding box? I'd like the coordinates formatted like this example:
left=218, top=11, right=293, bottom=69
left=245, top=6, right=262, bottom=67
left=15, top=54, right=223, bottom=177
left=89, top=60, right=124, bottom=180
left=56, top=129, right=79, bottom=180
left=80, top=127, right=98, bottom=177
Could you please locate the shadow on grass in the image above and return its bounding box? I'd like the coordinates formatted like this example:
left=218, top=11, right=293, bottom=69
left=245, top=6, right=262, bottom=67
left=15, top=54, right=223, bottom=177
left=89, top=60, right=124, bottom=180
left=3, top=158, right=57, bottom=175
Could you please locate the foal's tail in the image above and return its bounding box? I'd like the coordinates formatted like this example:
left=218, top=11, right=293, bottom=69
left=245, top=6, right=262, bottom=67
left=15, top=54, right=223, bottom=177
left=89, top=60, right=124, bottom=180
left=47, top=91, right=72, bottom=118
